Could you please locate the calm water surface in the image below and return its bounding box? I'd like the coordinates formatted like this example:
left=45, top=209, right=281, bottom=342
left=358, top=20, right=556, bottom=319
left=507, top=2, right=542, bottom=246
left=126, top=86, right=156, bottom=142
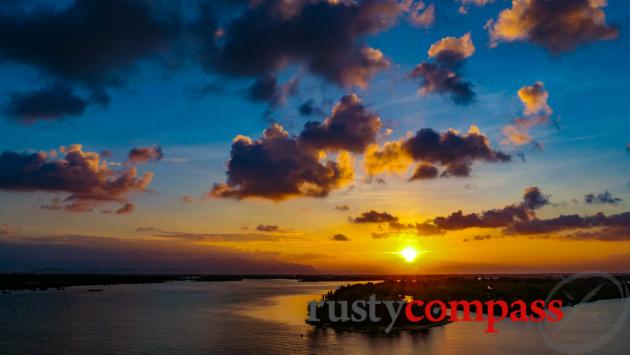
left=0, top=280, right=628, bottom=354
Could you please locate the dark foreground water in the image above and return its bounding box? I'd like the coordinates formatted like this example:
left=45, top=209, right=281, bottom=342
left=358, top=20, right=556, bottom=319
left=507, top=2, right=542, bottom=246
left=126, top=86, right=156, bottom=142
left=0, top=280, right=628, bottom=354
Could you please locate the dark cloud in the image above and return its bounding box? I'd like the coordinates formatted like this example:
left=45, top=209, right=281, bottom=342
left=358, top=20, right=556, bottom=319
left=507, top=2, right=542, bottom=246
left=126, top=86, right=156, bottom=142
left=626, top=143, right=630, bottom=153
left=298, top=99, right=325, bottom=117
left=208, top=123, right=353, bottom=201
left=331, top=233, right=350, bottom=241
left=256, top=224, right=281, bottom=233
left=0, top=145, right=153, bottom=212
left=248, top=75, right=299, bottom=106
left=299, top=94, right=381, bottom=153
left=365, top=126, right=511, bottom=179
left=127, top=145, right=164, bottom=164
left=410, top=163, right=439, bottom=180
left=404, top=127, right=510, bottom=177
left=463, top=234, right=493, bottom=242
left=351, top=210, right=398, bottom=224
left=409, top=62, right=475, bottom=105
left=210, top=93, right=383, bottom=201
left=427, top=186, right=549, bottom=231
left=211, top=0, right=398, bottom=89
left=3, top=83, right=90, bottom=123
left=561, top=227, right=630, bottom=242
left=522, top=186, right=550, bottom=210
left=488, top=0, right=618, bottom=53
left=584, top=191, right=623, bottom=205
left=506, top=211, right=630, bottom=235
left=409, top=33, right=476, bottom=104
left=334, top=205, right=350, bottom=212
left=0, top=0, right=192, bottom=105
left=0, top=0, right=399, bottom=114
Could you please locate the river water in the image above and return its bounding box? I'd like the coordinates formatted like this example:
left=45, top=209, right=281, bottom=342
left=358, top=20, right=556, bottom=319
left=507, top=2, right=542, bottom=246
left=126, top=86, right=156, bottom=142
left=0, top=279, right=627, bottom=354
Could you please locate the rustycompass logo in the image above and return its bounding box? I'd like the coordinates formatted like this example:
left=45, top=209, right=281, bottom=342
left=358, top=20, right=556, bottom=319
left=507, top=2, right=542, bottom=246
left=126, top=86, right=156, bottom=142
left=307, top=295, right=564, bottom=333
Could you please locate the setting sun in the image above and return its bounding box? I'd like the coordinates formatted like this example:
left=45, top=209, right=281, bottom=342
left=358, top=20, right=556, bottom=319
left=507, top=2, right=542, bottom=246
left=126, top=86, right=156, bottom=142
left=400, top=247, right=419, bottom=263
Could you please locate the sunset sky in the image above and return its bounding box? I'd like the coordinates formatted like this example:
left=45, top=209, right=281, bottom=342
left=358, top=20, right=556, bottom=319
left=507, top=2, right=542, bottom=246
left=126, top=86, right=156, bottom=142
left=0, top=0, right=629, bottom=274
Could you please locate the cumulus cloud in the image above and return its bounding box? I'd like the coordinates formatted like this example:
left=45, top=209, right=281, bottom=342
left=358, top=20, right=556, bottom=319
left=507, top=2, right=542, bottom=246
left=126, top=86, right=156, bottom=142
left=365, top=125, right=511, bottom=179
left=350, top=210, right=399, bottom=223
left=331, top=233, right=350, bottom=241
left=518, top=81, right=552, bottom=115
left=409, top=163, right=439, bottom=180
left=127, top=145, right=164, bottom=164
left=299, top=94, right=382, bottom=153
left=410, top=33, right=476, bottom=104
left=3, top=83, right=91, bottom=123
left=487, top=0, right=618, bottom=53
left=584, top=191, right=623, bottom=205
left=523, top=186, right=550, bottom=209
left=208, top=123, right=353, bottom=201
left=427, top=32, right=475, bottom=64
left=334, top=205, right=350, bottom=211
left=211, top=0, right=399, bottom=90
left=502, top=82, right=553, bottom=147
left=0, top=145, right=153, bottom=213
left=209, top=94, right=387, bottom=201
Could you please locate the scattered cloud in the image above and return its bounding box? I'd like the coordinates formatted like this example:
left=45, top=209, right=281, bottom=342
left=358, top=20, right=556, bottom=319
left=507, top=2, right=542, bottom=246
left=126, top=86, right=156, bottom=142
left=420, top=186, right=550, bottom=232
left=331, top=233, right=350, bottom=241
left=410, top=33, right=476, bottom=104
left=127, top=145, right=164, bottom=164
left=457, top=0, right=494, bottom=15
left=255, top=224, right=288, bottom=233
left=3, top=83, right=91, bottom=123
left=400, top=1, right=435, bottom=28
left=584, top=191, right=623, bottom=205
left=334, top=205, right=350, bottom=212
left=365, top=125, right=511, bottom=179
left=487, top=0, right=618, bottom=53
left=350, top=210, right=398, bottom=224
left=181, top=195, right=193, bottom=204
left=0, top=145, right=153, bottom=212
left=506, top=211, right=630, bottom=237
left=427, top=32, right=475, bottom=64
left=502, top=82, right=553, bottom=147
